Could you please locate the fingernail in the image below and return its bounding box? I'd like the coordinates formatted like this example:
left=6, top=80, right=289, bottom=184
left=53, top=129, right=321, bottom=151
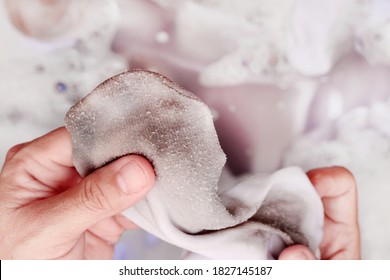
left=116, top=161, right=148, bottom=194
left=286, top=250, right=311, bottom=260
left=288, top=250, right=316, bottom=260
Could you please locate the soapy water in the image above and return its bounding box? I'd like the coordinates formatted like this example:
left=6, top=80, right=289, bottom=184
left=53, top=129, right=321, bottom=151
left=1, top=0, right=390, bottom=259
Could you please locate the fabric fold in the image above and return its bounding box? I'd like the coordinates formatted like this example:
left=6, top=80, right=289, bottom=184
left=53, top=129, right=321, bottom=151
left=65, top=70, right=323, bottom=259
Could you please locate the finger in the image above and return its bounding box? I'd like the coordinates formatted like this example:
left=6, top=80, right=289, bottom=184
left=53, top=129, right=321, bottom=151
left=4, top=143, right=28, bottom=162
left=307, top=166, right=358, bottom=227
left=278, top=245, right=317, bottom=260
left=28, top=155, right=155, bottom=240
left=115, top=214, right=139, bottom=230
left=88, top=216, right=126, bottom=244
left=56, top=236, right=86, bottom=260
left=307, top=166, right=360, bottom=259
left=84, top=231, right=115, bottom=260
left=2, top=127, right=81, bottom=191
left=7, top=127, right=73, bottom=167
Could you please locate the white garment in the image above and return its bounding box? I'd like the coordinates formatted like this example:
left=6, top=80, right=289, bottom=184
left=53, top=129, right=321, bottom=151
left=65, top=70, right=324, bottom=259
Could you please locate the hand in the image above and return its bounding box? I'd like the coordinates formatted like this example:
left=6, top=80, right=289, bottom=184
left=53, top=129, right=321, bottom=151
left=279, top=167, right=360, bottom=260
left=0, top=127, right=155, bottom=259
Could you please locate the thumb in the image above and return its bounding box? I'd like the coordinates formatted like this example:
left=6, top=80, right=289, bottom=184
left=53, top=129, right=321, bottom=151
left=278, top=245, right=317, bottom=260
left=37, top=155, right=155, bottom=236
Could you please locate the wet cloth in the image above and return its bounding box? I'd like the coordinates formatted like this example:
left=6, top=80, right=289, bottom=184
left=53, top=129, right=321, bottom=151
left=65, top=70, right=323, bottom=259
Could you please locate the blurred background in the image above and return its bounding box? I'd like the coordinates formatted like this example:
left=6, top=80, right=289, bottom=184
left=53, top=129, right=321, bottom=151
left=1, top=0, right=390, bottom=259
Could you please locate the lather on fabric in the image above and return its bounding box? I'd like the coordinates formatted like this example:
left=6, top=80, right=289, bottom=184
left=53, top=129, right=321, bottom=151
left=65, top=70, right=324, bottom=259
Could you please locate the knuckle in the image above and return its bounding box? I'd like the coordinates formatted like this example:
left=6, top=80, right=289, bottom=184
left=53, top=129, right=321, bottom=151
left=5, top=143, right=26, bottom=161
left=3, top=143, right=34, bottom=171
left=82, top=177, right=114, bottom=212
left=1, top=152, right=31, bottom=182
